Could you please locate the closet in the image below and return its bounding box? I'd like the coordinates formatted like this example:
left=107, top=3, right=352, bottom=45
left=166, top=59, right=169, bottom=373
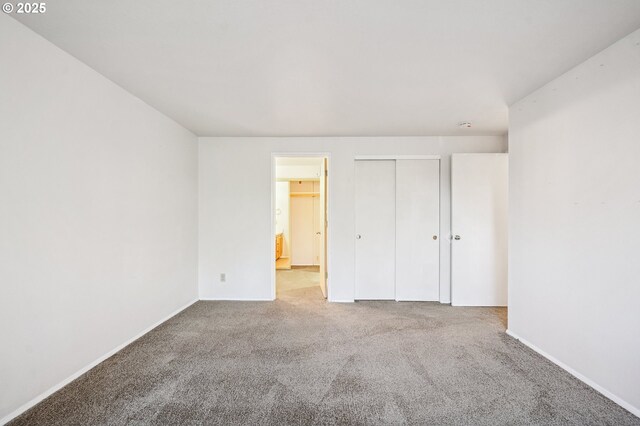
left=354, top=159, right=440, bottom=301
left=290, top=181, right=321, bottom=266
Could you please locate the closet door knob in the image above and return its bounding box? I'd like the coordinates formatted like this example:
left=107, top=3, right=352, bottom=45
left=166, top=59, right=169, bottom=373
left=356, top=234, right=362, bottom=240
left=454, top=235, right=461, bottom=240
left=432, top=235, right=438, bottom=240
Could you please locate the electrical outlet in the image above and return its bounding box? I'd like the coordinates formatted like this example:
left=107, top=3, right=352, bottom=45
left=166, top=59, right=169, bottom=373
left=220, top=273, right=226, bottom=282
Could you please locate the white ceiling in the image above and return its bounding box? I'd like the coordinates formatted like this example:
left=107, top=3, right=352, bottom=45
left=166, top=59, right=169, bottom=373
left=13, top=1, right=640, bottom=137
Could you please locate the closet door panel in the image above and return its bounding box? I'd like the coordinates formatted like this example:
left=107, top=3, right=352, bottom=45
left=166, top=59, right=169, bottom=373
left=395, top=160, right=440, bottom=301
left=355, top=160, right=396, bottom=300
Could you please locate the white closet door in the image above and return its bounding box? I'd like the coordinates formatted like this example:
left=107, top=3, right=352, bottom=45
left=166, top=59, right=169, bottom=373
left=355, top=160, right=395, bottom=300
left=451, top=154, right=508, bottom=306
left=395, top=160, right=440, bottom=301
left=290, top=196, right=314, bottom=265
left=313, top=181, right=321, bottom=266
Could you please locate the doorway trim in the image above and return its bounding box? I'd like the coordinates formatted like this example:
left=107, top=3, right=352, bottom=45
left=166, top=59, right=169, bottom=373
left=271, top=152, right=332, bottom=301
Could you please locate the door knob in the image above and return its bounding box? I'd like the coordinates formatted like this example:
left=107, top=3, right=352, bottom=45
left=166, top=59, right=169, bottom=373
left=454, top=235, right=461, bottom=240
left=316, top=232, right=321, bottom=235
left=356, top=234, right=362, bottom=240
left=432, top=235, right=438, bottom=240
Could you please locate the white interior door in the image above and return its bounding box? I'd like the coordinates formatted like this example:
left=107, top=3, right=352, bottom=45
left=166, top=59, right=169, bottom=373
left=355, top=160, right=395, bottom=300
left=290, top=195, right=314, bottom=265
left=319, top=159, right=327, bottom=298
left=451, top=154, right=508, bottom=306
left=313, top=181, right=321, bottom=266
left=395, top=160, right=440, bottom=301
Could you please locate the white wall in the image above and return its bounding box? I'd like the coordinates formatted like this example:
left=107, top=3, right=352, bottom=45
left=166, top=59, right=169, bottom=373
left=199, top=136, right=506, bottom=302
left=0, top=15, right=198, bottom=422
left=508, top=28, right=640, bottom=415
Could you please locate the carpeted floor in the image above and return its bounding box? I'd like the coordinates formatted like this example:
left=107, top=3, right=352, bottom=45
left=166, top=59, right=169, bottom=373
left=276, top=266, right=321, bottom=298
left=9, top=271, right=639, bottom=425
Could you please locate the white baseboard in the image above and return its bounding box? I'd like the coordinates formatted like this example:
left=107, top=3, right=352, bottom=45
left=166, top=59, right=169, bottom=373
left=199, top=297, right=273, bottom=301
left=0, top=299, right=198, bottom=426
left=506, top=329, right=639, bottom=418
left=329, top=299, right=355, bottom=303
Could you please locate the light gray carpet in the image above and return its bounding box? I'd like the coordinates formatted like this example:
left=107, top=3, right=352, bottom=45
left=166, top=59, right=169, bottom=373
left=10, top=272, right=639, bottom=425
left=276, top=266, right=321, bottom=298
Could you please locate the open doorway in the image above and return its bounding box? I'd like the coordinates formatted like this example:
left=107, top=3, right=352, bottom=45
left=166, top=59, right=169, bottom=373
left=272, top=156, right=328, bottom=300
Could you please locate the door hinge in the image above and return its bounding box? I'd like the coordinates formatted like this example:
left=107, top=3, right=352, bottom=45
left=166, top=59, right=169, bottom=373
left=325, top=169, right=328, bottom=177
left=325, top=271, right=328, bottom=279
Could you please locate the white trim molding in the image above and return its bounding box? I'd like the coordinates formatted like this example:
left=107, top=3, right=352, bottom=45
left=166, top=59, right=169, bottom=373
left=354, top=155, right=441, bottom=160
left=506, top=329, right=640, bottom=418
left=0, top=299, right=199, bottom=426
left=199, top=298, right=274, bottom=302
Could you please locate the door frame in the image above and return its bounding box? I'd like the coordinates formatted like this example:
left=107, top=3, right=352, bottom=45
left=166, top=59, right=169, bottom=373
left=353, top=155, right=442, bottom=301
left=271, top=153, right=331, bottom=301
